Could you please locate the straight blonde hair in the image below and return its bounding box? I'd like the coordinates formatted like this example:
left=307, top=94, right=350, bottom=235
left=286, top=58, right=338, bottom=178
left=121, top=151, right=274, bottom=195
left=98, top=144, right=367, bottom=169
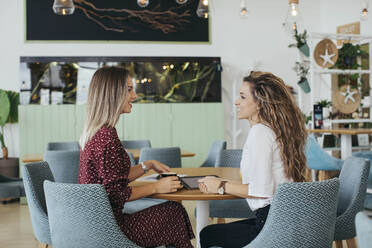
left=80, top=66, right=129, bottom=150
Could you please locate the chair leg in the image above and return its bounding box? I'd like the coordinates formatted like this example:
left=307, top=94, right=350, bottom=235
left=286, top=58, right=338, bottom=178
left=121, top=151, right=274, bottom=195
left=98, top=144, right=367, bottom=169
left=346, top=238, right=356, bottom=248
left=217, top=218, right=225, bottom=224
left=38, top=242, right=49, bottom=248
left=335, top=240, right=343, bottom=248
left=311, top=170, right=317, bottom=182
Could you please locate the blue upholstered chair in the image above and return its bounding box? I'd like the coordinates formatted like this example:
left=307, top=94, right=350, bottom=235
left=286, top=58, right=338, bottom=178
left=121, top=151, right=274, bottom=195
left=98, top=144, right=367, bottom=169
left=46, top=141, right=80, bottom=151
left=200, top=140, right=227, bottom=167
left=334, top=156, right=370, bottom=247
left=0, top=173, right=25, bottom=202
left=355, top=212, right=372, bottom=248
left=121, top=139, right=151, bottom=149
left=352, top=151, right=372, bottom=210
left=127, top=151, right=136, bottom=166
left=22, top=162, right=54, bottom=247
left=208, top=149, right=255, bottom=222
left=44, top=181, right=141, bottom=248
left=139, top=147, right=181, bottom=168
left=121, top=140, right=151, bottom=165
left=305, top=135, right=343, bottom=181
left=44, top=150, right=80, bottom=183
left=244, top=178, right=340, bottom=248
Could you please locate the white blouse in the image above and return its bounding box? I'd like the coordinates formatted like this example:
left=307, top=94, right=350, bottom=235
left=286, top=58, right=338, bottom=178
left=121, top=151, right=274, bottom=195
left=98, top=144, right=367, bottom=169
left=240, top=123, right=290, bottom=211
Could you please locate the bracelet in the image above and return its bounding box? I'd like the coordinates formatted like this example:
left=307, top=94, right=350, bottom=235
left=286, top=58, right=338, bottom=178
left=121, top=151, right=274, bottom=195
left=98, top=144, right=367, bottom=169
left=140, top=162, right=148, bottom=173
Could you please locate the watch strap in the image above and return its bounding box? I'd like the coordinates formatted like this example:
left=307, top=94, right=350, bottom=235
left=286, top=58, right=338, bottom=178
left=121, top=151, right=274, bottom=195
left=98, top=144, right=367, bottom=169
left=140, top=162, right=148, bottom=173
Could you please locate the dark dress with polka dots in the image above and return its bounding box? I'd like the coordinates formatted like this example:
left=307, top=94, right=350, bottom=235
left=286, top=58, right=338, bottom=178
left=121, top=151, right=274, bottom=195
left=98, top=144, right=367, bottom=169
left=78, top=126, right=194, bottom=248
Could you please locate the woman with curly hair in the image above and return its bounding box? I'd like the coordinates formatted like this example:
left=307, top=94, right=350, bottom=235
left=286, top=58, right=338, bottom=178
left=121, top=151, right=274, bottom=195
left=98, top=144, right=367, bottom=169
left=198, top=71, right=307, bottom=248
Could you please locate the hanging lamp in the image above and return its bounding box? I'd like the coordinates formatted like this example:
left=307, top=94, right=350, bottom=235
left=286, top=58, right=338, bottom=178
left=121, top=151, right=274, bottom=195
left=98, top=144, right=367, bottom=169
left=196, top=0, right=209, bottom=19
left=53, top=0, right=75, bottom=15
left=283, top=0, right=302, bottom=34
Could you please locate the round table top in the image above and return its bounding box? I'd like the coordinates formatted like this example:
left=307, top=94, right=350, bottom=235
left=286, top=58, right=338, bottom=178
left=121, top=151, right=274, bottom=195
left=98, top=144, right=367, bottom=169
left=129, top=167, right=243, bottom=201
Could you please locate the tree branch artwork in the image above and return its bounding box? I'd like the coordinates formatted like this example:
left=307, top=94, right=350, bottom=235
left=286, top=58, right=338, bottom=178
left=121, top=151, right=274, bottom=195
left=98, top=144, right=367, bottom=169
left=73, top=0, right=192, bottom=34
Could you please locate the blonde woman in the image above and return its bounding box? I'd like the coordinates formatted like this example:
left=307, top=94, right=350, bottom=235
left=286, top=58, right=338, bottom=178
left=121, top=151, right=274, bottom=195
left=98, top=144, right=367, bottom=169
left=78, top=66, right=194, bottom=248
left=198, top=71, right=307, bottom=248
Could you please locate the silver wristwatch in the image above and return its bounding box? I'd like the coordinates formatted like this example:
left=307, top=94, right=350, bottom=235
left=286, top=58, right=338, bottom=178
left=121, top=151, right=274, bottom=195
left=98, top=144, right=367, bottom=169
left=140, top=162, right=148, bottom=173
left=218, top=181, right=228, bottom=195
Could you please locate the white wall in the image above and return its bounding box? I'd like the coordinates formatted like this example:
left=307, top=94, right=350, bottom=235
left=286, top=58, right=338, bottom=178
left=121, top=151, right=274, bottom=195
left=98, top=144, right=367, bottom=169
left=1, top=0, right=370, bottom=158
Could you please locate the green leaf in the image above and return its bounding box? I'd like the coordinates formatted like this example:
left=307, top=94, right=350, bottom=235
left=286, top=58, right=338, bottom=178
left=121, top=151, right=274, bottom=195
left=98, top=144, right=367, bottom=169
left=0, top=90, right=10, bottom=127
left=6, top=91, right=19, bottom=123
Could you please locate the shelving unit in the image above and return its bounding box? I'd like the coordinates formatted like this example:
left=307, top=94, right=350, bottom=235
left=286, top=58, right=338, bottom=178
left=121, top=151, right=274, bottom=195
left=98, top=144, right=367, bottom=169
left=305, top=32, right=372, bottom=128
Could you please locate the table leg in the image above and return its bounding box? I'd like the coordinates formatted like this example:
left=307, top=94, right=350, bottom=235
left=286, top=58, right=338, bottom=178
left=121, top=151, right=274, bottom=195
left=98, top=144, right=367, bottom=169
left=340, top=134, right=352, bottom=160
left=196, top=200, right=210, bottom=248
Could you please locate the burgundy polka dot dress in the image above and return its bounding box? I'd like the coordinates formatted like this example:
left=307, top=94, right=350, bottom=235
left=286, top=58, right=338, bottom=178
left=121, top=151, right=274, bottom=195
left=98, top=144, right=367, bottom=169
left=78, top=126, right=194, bottom=248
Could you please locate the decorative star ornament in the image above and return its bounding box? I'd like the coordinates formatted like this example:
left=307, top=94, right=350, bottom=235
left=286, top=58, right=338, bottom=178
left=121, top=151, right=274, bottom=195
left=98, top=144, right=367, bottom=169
left=340, top=85, right=357, bottom=104
left=319, top=49, right=336, bottom=66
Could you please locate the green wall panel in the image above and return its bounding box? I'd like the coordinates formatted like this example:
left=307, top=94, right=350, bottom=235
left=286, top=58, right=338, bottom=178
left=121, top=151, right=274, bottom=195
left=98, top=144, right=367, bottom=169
left=19, top=103, right=224, bottom=168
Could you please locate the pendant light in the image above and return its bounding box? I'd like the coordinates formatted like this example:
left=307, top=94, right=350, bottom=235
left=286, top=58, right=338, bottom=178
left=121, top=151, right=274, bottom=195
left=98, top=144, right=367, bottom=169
left=137, top=0, right=149, bottom=8
left=196, top=0, right=209, bottom=19
left=53, top=0, right=75, bottom=15
left=283, top=0, right=302, bottom=35
left=240, top=0, right=248, bottom=18
left=175, top=0, right=188, bottom=4
left=361, top=2, right=369, bottom=21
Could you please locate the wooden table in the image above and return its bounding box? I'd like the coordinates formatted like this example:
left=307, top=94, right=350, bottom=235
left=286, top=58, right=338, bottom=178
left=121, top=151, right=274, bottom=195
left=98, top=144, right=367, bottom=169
left=307, top=128, right=372, bottom=159
left=130, top=167, right=242, bottom=248
left=21, top=149, right=196, bottom=163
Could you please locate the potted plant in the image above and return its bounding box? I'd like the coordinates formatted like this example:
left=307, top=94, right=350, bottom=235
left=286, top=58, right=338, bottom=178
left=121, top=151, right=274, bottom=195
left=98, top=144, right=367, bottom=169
left=0, top=89, right=20, bottom=178
left=315, top=99, right=332, bottom=119
left=335, top=43, right=367, bottom=69
left=293, top=60, right=311, bottom=93
left=289, top=29, right=310, bottom=57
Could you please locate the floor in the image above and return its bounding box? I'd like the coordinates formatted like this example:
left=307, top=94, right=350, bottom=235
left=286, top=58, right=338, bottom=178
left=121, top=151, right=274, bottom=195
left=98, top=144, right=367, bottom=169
left=0, top=200, right=366, bottom=248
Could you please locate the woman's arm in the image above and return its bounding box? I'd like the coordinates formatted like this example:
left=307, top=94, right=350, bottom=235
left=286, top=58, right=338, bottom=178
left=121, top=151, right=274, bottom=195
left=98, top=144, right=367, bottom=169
left=198, top=177, right=267, bottom=199
left=128, top=160, right=170, bottom=182
left=128, top=176, right=182, bottom=201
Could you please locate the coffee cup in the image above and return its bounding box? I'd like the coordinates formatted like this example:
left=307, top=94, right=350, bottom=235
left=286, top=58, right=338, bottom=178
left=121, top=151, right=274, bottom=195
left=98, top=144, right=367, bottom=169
left=158, top=172, right=177, bottom=178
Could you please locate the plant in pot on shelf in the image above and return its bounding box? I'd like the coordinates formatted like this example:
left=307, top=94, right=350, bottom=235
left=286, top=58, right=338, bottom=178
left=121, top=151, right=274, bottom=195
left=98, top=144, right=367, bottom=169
left=0, top=89, right=20, bottom=178
left=334, top=43, right=367, bottom=70
left=315, top=99, right=332, bottom=119
left=293, top=60, right=311, bottom=93
left=289, top=29, right=310, bottom=57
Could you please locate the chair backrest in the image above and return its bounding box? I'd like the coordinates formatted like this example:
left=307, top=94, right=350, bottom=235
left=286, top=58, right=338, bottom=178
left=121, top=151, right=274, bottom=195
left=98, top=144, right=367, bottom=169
left=352, top=151, right=372, bottom=189
left=246, top=178, right=340, bottom=248
left=126, top=151, right=136, bottom=166
left=334, top=156, right=370, bottom=240
left=200, top=140, right=227, bottom=167
left=22, top=162, right=55, bottom=245
left=44, top=181, right=140, bottom=248
left=47, top=141, right=80, bottom=151
left=44, top=150, right=80, bottom=183
left=355, top=212, right=372, bottom=248
left=305, top=135, right=343, bottom=171
left=121, top=140, right=151, bottom=149
left=139, top=147, right=181, bottom=168
left=215, top=149, right=242, bottom=168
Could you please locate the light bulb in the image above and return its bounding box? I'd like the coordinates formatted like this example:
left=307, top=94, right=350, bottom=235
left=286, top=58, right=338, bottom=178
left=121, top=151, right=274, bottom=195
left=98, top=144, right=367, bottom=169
left=197, top=0, right=209, bottom=18
left=290, top=3, right=298, bottom=16
left=361, top=8, right=368, bottom=21
left=240, top=0, right=248, bottom=17
left=137, top=0, right=149, bottom=8
left=283, top=0, right=303, bottom=35
left=53, top=0, right=75, bottom=15
left=175, top=0, right=188, bottom=4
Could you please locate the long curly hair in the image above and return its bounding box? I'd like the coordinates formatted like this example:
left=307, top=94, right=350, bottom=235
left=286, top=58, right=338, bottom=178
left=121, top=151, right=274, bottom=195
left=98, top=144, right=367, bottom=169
left=243, top=71, right=307, bottom=182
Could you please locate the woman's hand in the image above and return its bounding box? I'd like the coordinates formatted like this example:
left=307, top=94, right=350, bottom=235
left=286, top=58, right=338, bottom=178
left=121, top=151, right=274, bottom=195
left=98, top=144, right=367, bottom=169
left=155, top=176, right=183, bottom=193
left=144, top=160, right=171, bottom=173
left=198, top=176, right=224, bottom=194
